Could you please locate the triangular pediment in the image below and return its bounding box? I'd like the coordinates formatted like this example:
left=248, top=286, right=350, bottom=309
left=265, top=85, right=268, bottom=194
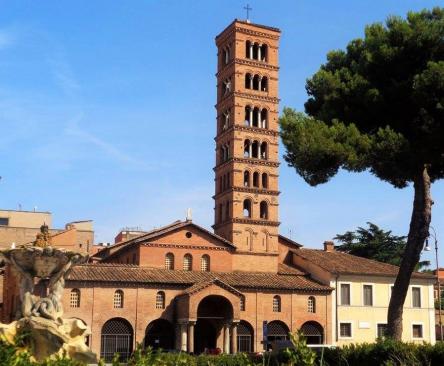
left=182, top=277, right=243, bottom=298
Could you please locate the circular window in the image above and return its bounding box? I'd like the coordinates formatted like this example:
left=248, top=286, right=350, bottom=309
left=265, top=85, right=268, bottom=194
left=186, top=232, right=192, bottom=238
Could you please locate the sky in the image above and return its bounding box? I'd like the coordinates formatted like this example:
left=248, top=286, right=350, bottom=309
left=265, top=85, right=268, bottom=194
left=1, top=0, right=443, bottom=265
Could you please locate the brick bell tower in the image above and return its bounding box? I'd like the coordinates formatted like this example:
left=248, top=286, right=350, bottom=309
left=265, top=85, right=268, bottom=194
left=213, top=19, right=281, bottom=271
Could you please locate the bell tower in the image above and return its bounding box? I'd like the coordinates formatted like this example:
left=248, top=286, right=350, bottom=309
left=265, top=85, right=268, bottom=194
left=213, top=20, right=281, bottom=271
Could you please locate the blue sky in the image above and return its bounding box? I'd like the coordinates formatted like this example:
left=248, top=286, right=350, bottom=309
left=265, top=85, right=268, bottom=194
left=1, top=0, right=443, bottom=264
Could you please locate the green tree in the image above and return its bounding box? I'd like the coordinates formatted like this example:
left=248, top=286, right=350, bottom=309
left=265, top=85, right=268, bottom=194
left=335, top=222, right=430, bottom=270
left=279, top=8, right=444, bottom=339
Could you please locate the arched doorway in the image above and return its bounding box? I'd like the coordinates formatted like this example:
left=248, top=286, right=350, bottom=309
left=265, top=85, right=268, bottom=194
left=194, top=295, right=233, bottom=354
left=300, top=321, right=324, bottom=344
left=237, top=320, right=254, bottom=353
left=267, top=320, right=289, bottom=349
left=145, top=319, right=175, bottom=350
left=100, top=318, right=133, bottom=362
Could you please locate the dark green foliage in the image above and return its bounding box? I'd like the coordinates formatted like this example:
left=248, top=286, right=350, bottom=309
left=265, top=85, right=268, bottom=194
left=335, top=222, right=430, bottom=269
left=280, top=7, right=444, bottom=188
left=322, top=339, right=444, bottom=366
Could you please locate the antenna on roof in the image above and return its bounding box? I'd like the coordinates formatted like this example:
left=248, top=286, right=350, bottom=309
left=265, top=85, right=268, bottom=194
left=186, top=208, right=192, bottom=222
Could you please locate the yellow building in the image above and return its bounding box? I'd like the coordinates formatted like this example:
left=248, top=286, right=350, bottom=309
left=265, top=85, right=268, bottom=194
left=290, top=241, right=436, bottom=345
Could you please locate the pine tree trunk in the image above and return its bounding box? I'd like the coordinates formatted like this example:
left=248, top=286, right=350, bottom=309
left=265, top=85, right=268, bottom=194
left=386, top=166, right=432, bottom=340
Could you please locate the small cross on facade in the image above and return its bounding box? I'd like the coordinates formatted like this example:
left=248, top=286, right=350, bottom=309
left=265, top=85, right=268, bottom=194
left=244, top=4, right=252, bottom=22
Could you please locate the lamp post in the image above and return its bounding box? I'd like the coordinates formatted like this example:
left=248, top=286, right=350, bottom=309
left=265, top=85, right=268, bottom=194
left=426, top=226, right=442, bottom=341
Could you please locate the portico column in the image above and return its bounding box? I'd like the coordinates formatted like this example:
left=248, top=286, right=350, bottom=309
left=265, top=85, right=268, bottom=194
left=180, top=323, right=188, bottom=352
left=231, top=322, right=238, bottom=354
left=224, top=323, right=230, bottom=354
left=188, top=322, right=195, bottom=354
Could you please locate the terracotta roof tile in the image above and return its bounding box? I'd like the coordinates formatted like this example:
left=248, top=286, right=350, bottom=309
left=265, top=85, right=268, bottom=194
left=292, top=249, right=434, bottom=279
left=278, top=263, right=305, bottom=276
left=67, top=264, right=331, bottom=292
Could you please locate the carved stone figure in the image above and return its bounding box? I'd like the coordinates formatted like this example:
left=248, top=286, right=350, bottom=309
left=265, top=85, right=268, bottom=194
left=0, top=226, right=96, bottom=362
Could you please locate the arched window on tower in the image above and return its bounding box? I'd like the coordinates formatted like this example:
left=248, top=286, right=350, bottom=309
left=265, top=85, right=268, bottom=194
left=260, top=201, right=268, bottom=220
left=165, top=253, right=174, bottom=270
left=245, top=73, right=252, bottom=89
left=114, top=290, right=124, bottom=308
left=223, top=46, right=230, bottom=65
left=261, top=108, right=268, bottom=129
left=223, top=78, right=231, bottom=96
left=223, top=109, right=230, bottom=131
left=260, top=142, right=267, bottom=159
left=308, top=296, right=316, bottom=313
left=253, top=42, right=259, bottom=60
left=253, top=75, right=260, bottom=90
left=260, top=44, right=268, bottom=62
left=225, top=201, right=230, bottom=220
left=253, top=172, right=259, bottom=188
left=201, top=255, right=210, bottom=272
left=252, top=141, right=259, bottom=158
left=244, top=139, right=251, bottom=158
left=243, top=199, right=252, bottom=218
left=252, top=107, right=259, bottom=127
left=244, top=171, right=250, bottom=187
left=261, top=77, right=268, bottom=91
left=273, top=295, right=281, bottom=312
left=246, top=40, right=251, bottom=59
left=183, top=254, right=192, bottom=271
left=262, top=173, right=268, bottom=189
left=245, top=106, right=251, bottom=126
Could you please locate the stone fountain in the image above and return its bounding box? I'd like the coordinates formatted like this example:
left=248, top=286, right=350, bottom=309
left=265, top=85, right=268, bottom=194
left=0, top=225, right=96, bottom=363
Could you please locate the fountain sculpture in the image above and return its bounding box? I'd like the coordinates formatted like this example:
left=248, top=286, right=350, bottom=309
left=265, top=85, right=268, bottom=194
left=0, top=225, right=96, bottom=362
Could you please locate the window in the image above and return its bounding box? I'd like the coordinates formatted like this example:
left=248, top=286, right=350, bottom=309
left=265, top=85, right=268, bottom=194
left=341, top=284, right=350, bottom=305
left=0, top=217, right=9, bottom=226
left=412, top=324, right=423, bottom=338
left=201, top=254, right=210, bottom=272
left=260, top=201, right=268, bottom=219
left=377, top=324, right=388, bottom=338
left=253, top=172, right=259, bottom=187
left=308, top=296, right=316, bottom=313
left=156, top=291, right=165, bottom=309
left=412, top=287, right=421, bottom=308
left=244, top=171, right=250, bottom=187
left=243, top=199, right=252, bottom=218
left=340, top=323, right=352, bottom=338
left=240, top=296, right=245, bottom=311
left=183, top=254, right=192, bottom=271
left=262, top=173, right=268, bottom=188
left=70, top=289, right=80, bottom=308
left=363, top=285, right=373, bottom=306
left=261, top=108, right=267, bottom=128
left=165, top=253, right=174, bottom=270
left=260, top=142, right=267, bottom=159
left=185, top=231, right=192, bottom=238
left=273, top=295, right=281, bottom=312
left=113, top=290, right=124, bottom=308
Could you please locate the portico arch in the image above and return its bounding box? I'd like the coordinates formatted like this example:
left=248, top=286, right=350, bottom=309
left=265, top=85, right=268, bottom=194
left=144, top=319, right=175, bottom=350
left=300, top=321, right=324, bottom=345
left=195, top=295, right=233, bottom=354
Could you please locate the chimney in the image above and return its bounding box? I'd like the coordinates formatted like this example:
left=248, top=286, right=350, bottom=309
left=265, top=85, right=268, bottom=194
left=324, top=241, right=335, bottom=252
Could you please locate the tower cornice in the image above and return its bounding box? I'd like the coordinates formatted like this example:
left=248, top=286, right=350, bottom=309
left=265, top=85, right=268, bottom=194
left=213, top=187, right=280, bottom=200
left=215, top=125, right=279, bottom=141
left=214, top=158, right=280, bottom=172
left=216, top=58, right=279, bottom=77
left=212, top=218, right=280, bottom=230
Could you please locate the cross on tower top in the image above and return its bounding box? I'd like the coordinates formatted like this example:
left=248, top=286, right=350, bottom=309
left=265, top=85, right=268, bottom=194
left=244, top=4, right=252, bottom=22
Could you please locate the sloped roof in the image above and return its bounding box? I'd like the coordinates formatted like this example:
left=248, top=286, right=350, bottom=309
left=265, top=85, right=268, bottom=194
left=278, top=235, right=303, bottom=249
left=292, top=249, right=434, bottom=279
left=181, top=277, right=243, bottom=297
left=98, top=220, right=236, bottom=260
left=68, top=264, right=331, bottom=292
